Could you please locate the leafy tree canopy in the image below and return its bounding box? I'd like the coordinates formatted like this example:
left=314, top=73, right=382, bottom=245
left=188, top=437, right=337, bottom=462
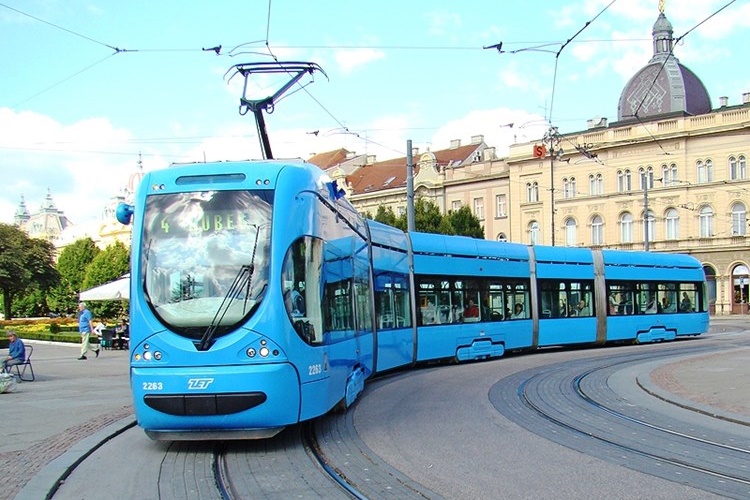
left=0, top=223, right=59, bottom=319
left=51, top=238, right=100, bottom=316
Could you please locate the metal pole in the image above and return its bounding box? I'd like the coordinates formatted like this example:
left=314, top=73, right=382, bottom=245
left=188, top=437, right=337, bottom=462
left=406, top=139, right=415, bottom=232
left=550, top=149, right=556, bottom=246
left=643, top=181, right=650, bottom=251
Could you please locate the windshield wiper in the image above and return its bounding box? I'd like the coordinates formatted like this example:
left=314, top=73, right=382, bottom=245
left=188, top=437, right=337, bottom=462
left=197, top=264, right=253, bottom=351
left=197, top=226, right=261, bottom=351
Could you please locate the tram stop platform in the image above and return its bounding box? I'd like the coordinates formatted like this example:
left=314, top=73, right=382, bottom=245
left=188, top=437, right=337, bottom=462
left=1, top=317, right=748, bottom=500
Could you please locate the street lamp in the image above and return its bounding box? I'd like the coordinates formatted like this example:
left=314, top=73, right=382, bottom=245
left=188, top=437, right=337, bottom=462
left=543, top=127, right=563, bottom=246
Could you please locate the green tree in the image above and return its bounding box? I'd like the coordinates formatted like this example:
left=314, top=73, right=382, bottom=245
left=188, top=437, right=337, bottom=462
left=373, top=205, right=398, bottom=227
left=395, top=198, right=443, bottom=234
left=442, top=206, right=485, bottom=238
left=0, top=223, right=59, bottom=319
left=52, top=238, right=100, bottom=316
left=83, top=241, right=130, bottom=320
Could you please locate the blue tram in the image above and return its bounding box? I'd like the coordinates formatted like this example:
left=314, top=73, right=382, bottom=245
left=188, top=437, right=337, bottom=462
left=118, top=159, right=708, bottom=440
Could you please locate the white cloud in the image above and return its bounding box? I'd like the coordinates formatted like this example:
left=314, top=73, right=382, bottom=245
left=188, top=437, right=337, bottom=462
left=334, top=48, right=385, bottom=75
left=425, top=11, right=463, bottom=37
left=0, top=108, right=152, bottom=225
left=430, top=108, right=548, bottom=158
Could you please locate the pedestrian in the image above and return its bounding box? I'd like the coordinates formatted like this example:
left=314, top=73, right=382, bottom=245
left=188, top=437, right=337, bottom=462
left=2, top=330, right=25, bottom=373
left=77, top=301, right=100, bottom=360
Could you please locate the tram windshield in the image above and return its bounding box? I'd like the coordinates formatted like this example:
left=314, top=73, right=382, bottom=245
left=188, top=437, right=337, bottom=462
left=141, top=190, right=272, bottom=337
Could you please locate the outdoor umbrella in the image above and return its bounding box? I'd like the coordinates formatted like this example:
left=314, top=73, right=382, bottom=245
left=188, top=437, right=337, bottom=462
left=79, top=274, right=130, bottom=301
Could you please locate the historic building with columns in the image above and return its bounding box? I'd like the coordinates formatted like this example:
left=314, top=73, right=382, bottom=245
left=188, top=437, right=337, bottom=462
left=310, top=7, right=749, bottom=315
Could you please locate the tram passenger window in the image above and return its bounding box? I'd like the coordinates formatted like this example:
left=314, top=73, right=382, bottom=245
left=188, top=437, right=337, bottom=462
left=421, top=297, right=438, bottom=325
left=464, top=299, right=480, bottom=321
left=574, top=300, right=590, bottom=316
left=680, top=291, right=693, bottom=312
left=283, top=236, right=323, bottom=344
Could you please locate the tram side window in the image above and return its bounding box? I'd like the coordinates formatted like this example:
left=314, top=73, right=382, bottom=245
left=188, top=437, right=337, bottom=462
left=610, top=281, right=702, bottom=315
left=679, top=284, right=699, bottom=312
left=416, top=275, right=530, bottom=324
left=324, top=280, right=353, bottom=332
left=354, top=275, right=372, bottom=331
left=637, top=283, right=660, bottom=314
left=462, top=280, right=481, bottom=322
left=607, top=283, right=636, bottom=315
left=507, top=282, right=530, bottom=320
left=657, top=283, right=678, bottom=313
left=375, top=272, right=411, bottom=330
left=538, top=280, right=593, bottom=318
left=282, top=236, right=324, bottom=344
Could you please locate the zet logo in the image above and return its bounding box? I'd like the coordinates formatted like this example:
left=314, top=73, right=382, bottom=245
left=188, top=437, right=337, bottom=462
left=187, top=378, right=215, bottom=390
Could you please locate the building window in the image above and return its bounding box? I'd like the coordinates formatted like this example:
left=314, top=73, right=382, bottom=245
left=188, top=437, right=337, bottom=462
left=643, top=209, right=655, bottom=244
left=699, top=205, right=713, bottom=237
left=639, top=166, right=655, bottom=190
left=730, top=155, right=747, bottom=180
left=495, top=194, right=507, bottom=218
left=526, top=182, right=539, bottom=203
left=662, top=163, right=678, bottom=186
left=473, top=198, right=484, bottom=220
left=697, top=159, right=713, bottom=183
left=617, top=169, right=632, bottom=193
left=591, top=215, right=604, bottom=246
left=528, top=221, right=540, bottom=245
left=451, top=200, right=462, bottom=211
left=564, top=217, right=577, bottom=247
left=496, top=232, right=507, bottom=242
left=731, top=201, right=747, bottom=236
left=620, top=212, right=633, bottom=243
left=562, top=177, right=577, bottom=199
left=588, top=174, right=603, bottom=195
left=665, top=208, right=679, bottom=240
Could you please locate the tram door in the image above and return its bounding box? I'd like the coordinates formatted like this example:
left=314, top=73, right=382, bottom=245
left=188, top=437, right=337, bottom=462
left=731, top=264, right=749, bottom=315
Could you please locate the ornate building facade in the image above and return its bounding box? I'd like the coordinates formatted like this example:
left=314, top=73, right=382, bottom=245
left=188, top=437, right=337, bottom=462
left=311, top=7, right=749, bottom=315
left=13, top=158, right=144, bottom=254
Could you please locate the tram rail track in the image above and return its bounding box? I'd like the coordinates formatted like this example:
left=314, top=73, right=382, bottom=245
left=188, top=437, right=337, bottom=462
left=493, top=344, right=750, bottom=499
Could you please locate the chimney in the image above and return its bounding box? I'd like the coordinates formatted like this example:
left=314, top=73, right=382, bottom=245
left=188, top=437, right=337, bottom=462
left=482, top=147, right=496, bottom=161
left=470, top=134, right=484, bottom=145
left=719, top=96, right=728, bottom=107
left=449, top=139, right=461, bottom=149
left=587, top=117, right=608, bottom=129
left=366, top=155, right=376, bottom=165
left=411, top=146, right=419, bottom=156
left=742, top=92, right=750, bottom=105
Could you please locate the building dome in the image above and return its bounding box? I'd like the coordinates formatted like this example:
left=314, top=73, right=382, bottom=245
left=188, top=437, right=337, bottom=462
left=617, top=11, right=711, bottom=121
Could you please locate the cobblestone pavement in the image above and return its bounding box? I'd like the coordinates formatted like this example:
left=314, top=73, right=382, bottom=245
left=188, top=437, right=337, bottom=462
left=1, top=317, right=746, bottom=500
left=0, top=342, right=132, bottom=500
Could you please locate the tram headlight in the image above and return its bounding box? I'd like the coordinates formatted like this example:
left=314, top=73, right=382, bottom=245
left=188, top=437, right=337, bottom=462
left=246, top=347, right=256, bottom=358
left=143, top=351, right=152, bottom=361
left=153, top=351, right=162, bottom=361
left=259, top=347, right=270, bottom=357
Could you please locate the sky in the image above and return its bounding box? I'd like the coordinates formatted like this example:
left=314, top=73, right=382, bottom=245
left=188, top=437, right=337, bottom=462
left=1, top=0, right=749, bottom=227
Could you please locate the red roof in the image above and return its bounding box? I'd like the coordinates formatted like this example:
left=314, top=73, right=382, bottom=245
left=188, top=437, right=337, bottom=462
left=307, top=148, right=351, bottom=169
left=347, top=142, right=483, bottom=195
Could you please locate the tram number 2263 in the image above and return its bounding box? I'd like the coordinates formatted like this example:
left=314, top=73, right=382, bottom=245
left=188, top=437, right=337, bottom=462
left=308, top=364, right=322, bottom=376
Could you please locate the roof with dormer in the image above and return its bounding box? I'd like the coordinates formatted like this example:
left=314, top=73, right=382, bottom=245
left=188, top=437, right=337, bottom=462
left=345, top=141, right=485, bottom=196
left=308, top=148, right=352, bottom=169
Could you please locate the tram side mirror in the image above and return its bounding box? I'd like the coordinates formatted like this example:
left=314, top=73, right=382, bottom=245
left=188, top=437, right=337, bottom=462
left=116, top=203, right=134, bottom=225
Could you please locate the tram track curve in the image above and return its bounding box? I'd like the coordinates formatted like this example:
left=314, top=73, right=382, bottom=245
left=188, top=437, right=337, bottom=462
left=31, top=322, right=749, bottom=499
left=491, top=341, right=750, bottom=499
